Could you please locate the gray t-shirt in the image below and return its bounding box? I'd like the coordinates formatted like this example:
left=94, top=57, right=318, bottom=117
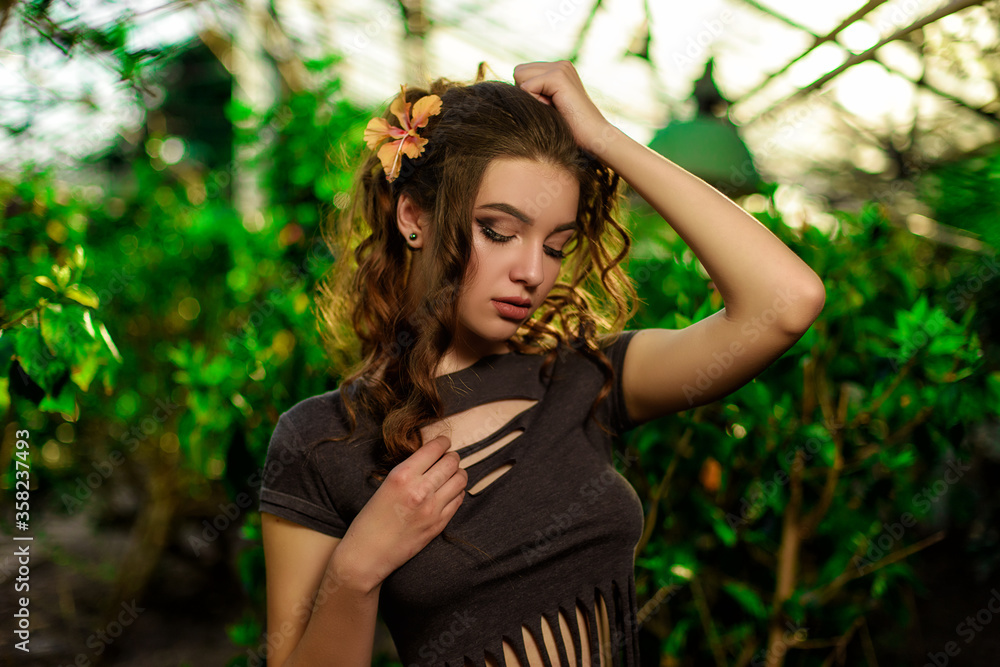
left=259, top=329, right=644, bottom=666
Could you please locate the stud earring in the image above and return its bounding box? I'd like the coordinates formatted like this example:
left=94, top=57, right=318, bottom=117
left=409, top=233, right=417, bottom=240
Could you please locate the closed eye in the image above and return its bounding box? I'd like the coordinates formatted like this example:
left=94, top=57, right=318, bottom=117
left=476, top=220, right=566, bottom=259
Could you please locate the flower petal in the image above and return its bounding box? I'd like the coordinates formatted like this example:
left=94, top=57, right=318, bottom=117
left=376, top=140, right=406, bottom=181
left=389, top=84, right=411, bottom=130
left=409, top=94, right=442, bottom=129
left=363, top=118, right=393, bottom=148
left=399, top=135, right=426, bottom=158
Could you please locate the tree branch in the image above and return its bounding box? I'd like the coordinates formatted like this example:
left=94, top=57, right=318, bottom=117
left=744, top=0, right=989, bottom=125
left=801, top=530, right=946, bottom=606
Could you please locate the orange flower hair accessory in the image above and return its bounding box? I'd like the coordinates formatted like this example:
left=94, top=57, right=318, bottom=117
left=364, top=84, right=443, bottom=182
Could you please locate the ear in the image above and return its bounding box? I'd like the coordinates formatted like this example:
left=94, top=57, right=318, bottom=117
left=396, top=193, right=428, bottom=249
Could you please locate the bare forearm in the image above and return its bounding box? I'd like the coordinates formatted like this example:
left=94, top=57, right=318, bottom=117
left=590, top=123, right=824, bottom=327
left=283, top=548, right=382, bottom=667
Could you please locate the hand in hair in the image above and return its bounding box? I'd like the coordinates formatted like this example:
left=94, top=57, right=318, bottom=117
left=513, top=60, right=614, bottom=154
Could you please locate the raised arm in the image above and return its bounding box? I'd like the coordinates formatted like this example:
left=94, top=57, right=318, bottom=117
left=514, top=61, right=825, bottom=422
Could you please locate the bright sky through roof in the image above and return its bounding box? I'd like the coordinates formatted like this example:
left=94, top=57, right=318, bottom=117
left=1, top=0, right=997, bottom=219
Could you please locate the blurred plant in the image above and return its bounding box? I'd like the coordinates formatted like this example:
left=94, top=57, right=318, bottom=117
left=2, top=18, right=998, bottom=663
left=1, top=231, right=122, bottom=417
left=0, top=42, right=365, bottom=663
left=619, top=183, right=998, bottom=665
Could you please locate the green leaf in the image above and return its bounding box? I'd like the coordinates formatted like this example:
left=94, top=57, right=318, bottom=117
left=39, top=382, right=76, bottom=414
left=82, top=310, right=97, bottom=338
left=65, top=285, right=100, bottom=308
left=711, top=511, right=738, bottom=547
left=226, top=98, right=257, bottom=124
left=53, top=264, right=72, bottom=289
left=71, top=244, right=86, bottom=269
left=35, top=275, right=58, bottom=292
left=722, top=581, right=768, bottom=619
left=0, top=330, right=15, bottom=377
left=225, top=613, right=261, bottom=646
left=14, top=327, right=67, bottom=394
left=871, top=570, right=888, bottom=599
left=98, top=322, right=122, bottom=362
left=70, top=352, right=102, bottom=392
left=662, top=617, right=692, bottom=656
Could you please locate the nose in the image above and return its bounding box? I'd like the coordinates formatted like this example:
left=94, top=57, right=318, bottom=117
left=509, top=243, right=545, bottom=287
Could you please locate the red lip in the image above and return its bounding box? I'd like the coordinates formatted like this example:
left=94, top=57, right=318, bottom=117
left=495, top=296, right=531, bottom=307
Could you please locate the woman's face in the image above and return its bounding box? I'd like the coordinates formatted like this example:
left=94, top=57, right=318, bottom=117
left=452, top=157, right=580, bottom=358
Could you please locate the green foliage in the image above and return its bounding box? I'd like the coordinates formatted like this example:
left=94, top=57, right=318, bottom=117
left=2, top=37, right=998, bottom=667
left=1, top=188, right=123, bottom=416
left=0, top=51, right=369, bottom=664
left=620, top=187, right=996, bottom=664
left=917, top=145, right=1000, bottom=250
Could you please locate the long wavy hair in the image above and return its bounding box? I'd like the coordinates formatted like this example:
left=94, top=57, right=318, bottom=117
left=315, top=63, right=638, bottom=478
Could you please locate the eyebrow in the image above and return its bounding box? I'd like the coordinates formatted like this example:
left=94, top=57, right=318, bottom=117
left=477, top=202, right=577, bottom=232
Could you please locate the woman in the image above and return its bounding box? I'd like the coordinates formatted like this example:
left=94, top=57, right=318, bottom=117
left=259, top=61, right=825, bottom=667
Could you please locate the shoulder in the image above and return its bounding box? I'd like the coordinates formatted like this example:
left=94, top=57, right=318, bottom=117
left=277, top=385, right=373, bottom=442
left=542, top=330, right=639, bottom=395
left=265, top=388, right=368, bottom=466
left=262, top=386, right=377, bottom=485
left=596, top=329, right=640, bottom=356
left=556, top=330, right=639, bottom=373
left=259, top=388, right=363, bottom=539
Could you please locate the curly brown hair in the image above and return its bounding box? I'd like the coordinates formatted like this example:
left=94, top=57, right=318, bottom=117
left=315, top=63, right=638, bottom=476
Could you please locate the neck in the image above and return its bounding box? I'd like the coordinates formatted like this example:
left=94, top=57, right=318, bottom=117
left=434, top=335, right=512, bottom=377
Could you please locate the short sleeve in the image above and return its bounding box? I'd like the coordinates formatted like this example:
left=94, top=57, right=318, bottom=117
left=258, top=413, right=349, bottom=538
left=599, top=329, right=641, bottom=435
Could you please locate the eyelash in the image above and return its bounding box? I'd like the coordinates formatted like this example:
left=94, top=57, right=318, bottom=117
left=477, top=221, right=567, bottom=259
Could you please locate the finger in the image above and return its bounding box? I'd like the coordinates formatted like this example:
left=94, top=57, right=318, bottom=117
left=512, top=61, right=550, bottom=84
left=425, top=449, right=461, bottom=490
left=438, top=471, right=468, bottom=510
left=516, top=77, right=553, bottom=105
left=513, top=63, right=554, bottom=89
left=407, top=433, right=453, bottom=473
left=440, top=485, right=465, bottom=522
left=515, top=72, right=564, bottom=107
left=447, top=467, right=469, bottom=497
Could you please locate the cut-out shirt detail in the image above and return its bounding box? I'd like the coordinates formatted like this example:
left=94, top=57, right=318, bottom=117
left=259, top=330, right=644, bottom=666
